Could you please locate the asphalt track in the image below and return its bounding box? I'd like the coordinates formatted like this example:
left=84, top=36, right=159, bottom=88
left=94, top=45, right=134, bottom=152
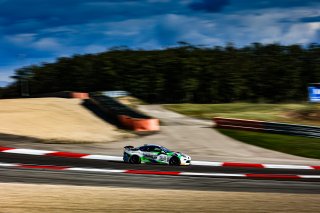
left=1, top=152, right=320, bottom=176
left=0, top=152, right=320, bottom=194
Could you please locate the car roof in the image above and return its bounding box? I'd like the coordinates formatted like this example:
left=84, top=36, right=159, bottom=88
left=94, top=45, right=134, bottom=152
left=143, top=144, right=161, bottom=147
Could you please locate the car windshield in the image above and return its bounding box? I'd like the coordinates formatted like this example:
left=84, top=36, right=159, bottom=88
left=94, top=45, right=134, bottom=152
left=161, top=146, right=172, bottom=153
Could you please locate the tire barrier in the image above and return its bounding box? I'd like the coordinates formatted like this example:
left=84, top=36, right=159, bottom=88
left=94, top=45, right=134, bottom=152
left=89, top=94, right=160, bottom=132
left=214, top=117, right=320, bottom=138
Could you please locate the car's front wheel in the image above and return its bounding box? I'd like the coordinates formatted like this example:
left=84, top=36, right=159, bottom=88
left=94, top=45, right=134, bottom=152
left=129, top=155, right=141, bottom=164
left=169, top=156, right=180, bottom=166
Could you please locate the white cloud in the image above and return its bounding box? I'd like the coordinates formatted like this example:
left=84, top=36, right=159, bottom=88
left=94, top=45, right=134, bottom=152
left=104, top=30, right=139, bottom=36
left=7, top=33, right=37, bottom=44
left=33, top=38, right=61, bottom=50
left=6, top=33, right=62, bottom=51
left=281, top=22, right=320, bottom=44
left=151, top=14, right=222, bottom=46
left=197, top=6, right=320, bottom=45
left=309, top=22, right=320, bottom=30
left=40, top=26, right=78, bottom=34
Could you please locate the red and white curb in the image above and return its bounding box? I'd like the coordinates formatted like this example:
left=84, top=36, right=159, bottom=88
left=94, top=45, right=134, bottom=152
left=0, top=162, right=319, bottom=180
left=1, top=146, right=320, bottom=170
left=0, top=146, right=123, bottom=161
left=191, top=161, right=320, bottom=170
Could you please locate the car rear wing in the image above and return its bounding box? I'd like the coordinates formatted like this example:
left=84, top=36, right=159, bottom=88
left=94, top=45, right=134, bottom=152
left=124, top=145, right=134, bottom=150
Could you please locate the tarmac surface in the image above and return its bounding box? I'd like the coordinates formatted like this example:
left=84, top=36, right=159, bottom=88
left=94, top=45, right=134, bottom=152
left=0, top=152, right=319, bottom=194
left=1, top=167, right=320, bottom=194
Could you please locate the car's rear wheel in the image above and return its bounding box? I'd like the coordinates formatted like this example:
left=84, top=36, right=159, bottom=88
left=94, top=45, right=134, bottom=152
left=169, top=156, right=180, bottom=166
left=129, top=155, right=141, bottom=164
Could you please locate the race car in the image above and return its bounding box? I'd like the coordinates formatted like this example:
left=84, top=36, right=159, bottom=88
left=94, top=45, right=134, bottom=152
left=123, top=144, right=191, bottom=166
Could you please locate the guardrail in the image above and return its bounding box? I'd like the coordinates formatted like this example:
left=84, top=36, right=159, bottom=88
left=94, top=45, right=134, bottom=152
left=87, top=94, right=160, bottom=132
left=214, top=117, right=320, bottom=138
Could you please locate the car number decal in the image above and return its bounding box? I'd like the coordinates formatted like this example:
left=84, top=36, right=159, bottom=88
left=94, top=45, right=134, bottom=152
left=158, top=155, right=167, bottom=161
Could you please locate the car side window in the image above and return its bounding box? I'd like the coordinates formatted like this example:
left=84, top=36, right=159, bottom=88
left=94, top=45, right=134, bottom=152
left=148, top=146, right=161, bottom=152
left=145, top=146, right=153, bottom=152
left=153, top=147, right=161, bottom=152
left=139, top=146, right=149, bottom=152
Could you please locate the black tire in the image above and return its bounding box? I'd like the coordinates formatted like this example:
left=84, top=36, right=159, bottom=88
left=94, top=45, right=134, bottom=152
left=129, top=155, right=141, bottom=164
left=169, top=156, right=180, bottom=166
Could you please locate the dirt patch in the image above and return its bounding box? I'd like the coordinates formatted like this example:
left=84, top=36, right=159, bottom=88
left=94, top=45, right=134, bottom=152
left=0, top=183, right=319, bottom=213
left=0, top=98, right=131, bottom=143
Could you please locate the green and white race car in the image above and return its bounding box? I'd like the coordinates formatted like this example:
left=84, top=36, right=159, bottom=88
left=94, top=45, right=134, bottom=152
left=123, top=144, right=191, bottom=166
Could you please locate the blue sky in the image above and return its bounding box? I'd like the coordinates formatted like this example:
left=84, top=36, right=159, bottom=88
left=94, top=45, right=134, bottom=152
left=0, top=0, right=319, bottom=84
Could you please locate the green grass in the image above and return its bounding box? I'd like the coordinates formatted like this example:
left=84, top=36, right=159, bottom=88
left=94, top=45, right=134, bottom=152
left=217, top=128, right=320, bottom=159
left=164, top=103, right=320, bottom=158
left=164, top=103, right=320, bottom=126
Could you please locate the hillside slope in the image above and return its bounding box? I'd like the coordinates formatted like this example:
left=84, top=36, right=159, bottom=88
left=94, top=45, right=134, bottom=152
left=0, top=98, right=128, bottom=143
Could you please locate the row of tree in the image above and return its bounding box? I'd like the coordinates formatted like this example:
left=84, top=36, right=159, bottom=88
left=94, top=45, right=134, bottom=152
left=1, top=42, right=320, bottom=103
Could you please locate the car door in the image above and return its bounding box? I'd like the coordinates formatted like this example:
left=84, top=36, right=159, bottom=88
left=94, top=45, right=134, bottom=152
left=147, top=146, right=160, bottom=162
left=140, top=146, right=156, bottom=162
left=142, top=146, right=162, bottom=163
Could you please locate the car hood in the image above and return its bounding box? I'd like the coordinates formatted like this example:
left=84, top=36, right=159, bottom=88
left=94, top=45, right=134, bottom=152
left=172, top=152, right=190, bottom=158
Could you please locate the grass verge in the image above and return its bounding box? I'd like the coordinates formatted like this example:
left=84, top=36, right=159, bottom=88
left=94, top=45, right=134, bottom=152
left=217, top=128, right=320, bottom=159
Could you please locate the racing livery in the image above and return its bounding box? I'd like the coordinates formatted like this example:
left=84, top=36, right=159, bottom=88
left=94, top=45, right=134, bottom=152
left=123, top=144, right=191, bottom=166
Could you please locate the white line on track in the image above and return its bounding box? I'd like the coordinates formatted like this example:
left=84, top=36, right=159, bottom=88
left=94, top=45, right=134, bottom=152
left=82, top=155, right=123, bottom=161
left=3, top=149, right=54, bottom=155
left=0, top=162, right=319, bottom=179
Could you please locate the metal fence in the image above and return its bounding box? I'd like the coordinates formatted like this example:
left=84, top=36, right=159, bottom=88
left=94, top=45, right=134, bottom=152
left=214, top=117, right=320, bottom=138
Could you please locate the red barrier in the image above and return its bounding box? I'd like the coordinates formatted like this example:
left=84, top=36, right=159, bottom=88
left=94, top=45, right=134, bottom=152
left=214, top=125, right=264, bottom=132
left=213, top=117, right=264, bottom=131
left=118, top=115, right=134, bottom=129
left=132, top=118, right=160, bottom=132
left=70, top=92, right=89, bottom=99
left=214, top=117, right=264, bottom=128
left=118, top=115, right=160, bottom=132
